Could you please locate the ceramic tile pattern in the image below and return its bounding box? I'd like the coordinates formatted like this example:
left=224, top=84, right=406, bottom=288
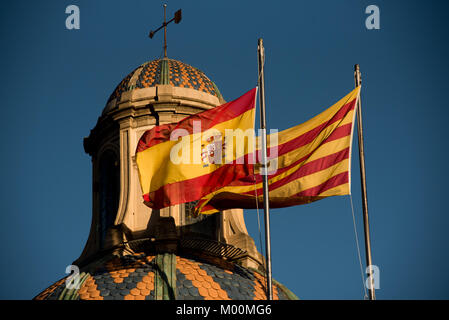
left=33, top=277, right=67, bottom=300
left=107, top=66, right=139, bottom=103
left=34, top=253, right=291, bottom=300
left=136, top=60, right=161, bottom=89
left=107, top=59, right=220, bottom=104
left=167, top=59, right=217, bottom=94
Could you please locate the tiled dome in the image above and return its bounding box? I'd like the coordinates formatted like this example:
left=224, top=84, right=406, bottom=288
left=106, top=58, right=223, bottom=106
left=34, top=253, right=297, bottom=300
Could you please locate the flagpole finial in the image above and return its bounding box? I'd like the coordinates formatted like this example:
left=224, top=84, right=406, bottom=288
left=354, top=64, right=362, bottom=87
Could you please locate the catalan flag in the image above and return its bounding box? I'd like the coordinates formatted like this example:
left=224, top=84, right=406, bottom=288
left=196, top=86, right=361, bottom=215
left=136, top=88, right=257, bottom=209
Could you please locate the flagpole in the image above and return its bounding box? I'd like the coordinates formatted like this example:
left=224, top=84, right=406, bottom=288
left=354, top=64, right=376, bottom=300
left=257, top=38, right=273, bottom=300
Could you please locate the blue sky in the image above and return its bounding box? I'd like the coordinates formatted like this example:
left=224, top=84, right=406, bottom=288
left=1, top=0, right=448, bottom=299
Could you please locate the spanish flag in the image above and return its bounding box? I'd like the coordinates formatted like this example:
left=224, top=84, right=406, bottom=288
left=136, top=88, right=257, bottom=209
left=196, top=86, right=361, bottom=215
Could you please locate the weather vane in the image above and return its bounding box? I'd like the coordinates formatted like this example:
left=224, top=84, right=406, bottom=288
left=149, top=4, right=182, bottom=58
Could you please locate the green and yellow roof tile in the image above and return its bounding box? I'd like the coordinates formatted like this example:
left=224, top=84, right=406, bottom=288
left=34, top=253, right=298, bottom=300
left=107, top=58, right=223, bottom=106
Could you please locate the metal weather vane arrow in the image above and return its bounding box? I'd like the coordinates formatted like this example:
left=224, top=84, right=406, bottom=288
left=149, top=4, right=182, bottom=58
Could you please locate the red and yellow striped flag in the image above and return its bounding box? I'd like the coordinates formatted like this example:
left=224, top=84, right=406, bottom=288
left=196, top=86, right=361, bottom=215
left=136, top=88, right=257, bottom=209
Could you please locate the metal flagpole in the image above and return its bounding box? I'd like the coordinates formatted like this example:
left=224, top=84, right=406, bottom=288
left=257, top=38, right=273, bottom=300
left=354, top=64, right=376, bottom=300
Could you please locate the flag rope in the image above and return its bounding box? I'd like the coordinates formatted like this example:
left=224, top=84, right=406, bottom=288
left=256, top=53, right=265, bottom=87
left=350, top=194, right=368, bottom=299
left=253, top=168, right=268, bottom=290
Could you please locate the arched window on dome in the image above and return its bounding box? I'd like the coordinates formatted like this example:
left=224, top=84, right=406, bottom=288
left=98, top=149, right=120, bottom=248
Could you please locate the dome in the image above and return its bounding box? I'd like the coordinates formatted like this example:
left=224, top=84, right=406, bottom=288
left=104, top=58, right=223, bottom=114
left=34, top=252, right=297, bottom=300
left=40, top=53, right=299, bottom=301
